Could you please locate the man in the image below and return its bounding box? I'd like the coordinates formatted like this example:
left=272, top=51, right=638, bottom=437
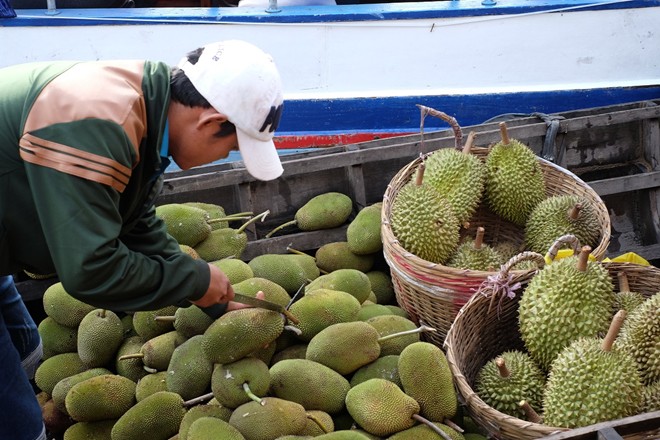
left=0, top=39, right=284, bottom=440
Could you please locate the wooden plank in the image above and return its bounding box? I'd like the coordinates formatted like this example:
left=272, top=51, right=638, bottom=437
left=538, top=410, right=660, bottom=440
left=609, top=243, right=660, bottom=262
left=242, top=226, right=348, bottom=261
left=587, top=171, right=660, bottom=196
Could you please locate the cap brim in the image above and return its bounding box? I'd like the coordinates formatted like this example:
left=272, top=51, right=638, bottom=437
left=236, top=128, right=284, bottom=181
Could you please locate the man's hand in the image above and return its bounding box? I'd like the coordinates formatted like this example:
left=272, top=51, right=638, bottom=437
left=190, top=263, right=235, bottom=308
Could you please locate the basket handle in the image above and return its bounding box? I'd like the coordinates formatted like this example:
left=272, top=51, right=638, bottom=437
left=546, top=234, right=581, bottom=262
left=416, top=104, right=463, bottom=150
left=485, top=251, right=546, bottom=313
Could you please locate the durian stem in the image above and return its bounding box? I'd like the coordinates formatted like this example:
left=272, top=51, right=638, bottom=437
left=495, top=357, right=510, bottom=378
left=519, top=400, right=542, bottom=423
left=617, top=271, right=631, bottom=293
left=568, top=204, right=582, bottom=221
left=462, top=131, right=476, bottom=155
left=576, top=245, right=592, bottom=272
left=237, top=210, right=270, bottom=235
left=499, top=122, right=510, bottom=145
left=183, top=392, right=214, bottom=408
left=118, top=352, right=144, bottom=361
left=305, top=412, right=332, bottom=434
left=411, top=414, right=453, bottom=440
left=602, top=309, right=627, bottom=352
left=153, top=315, right=176, bottom=323
left=474, top=227, right=485, bottom=250
left=265, top=219, right=296, bottom=238
left=377, top=324, right=436, bottom=342
left=415, top=162, right=426, bottom=186
left=243, top=382, right=264, bottom=405
left=416, top=104, right=463, bottom=150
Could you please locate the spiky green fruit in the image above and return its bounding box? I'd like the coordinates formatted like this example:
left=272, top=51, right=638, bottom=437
left=616, top=292, right=660, bottom=385
left=475, top=350, right=546, bottom=419
left=229, top=397, right=308, bottom=440
left=305, top=269, right=372, bottom=304
left=525, top=195, right=601, bottom=254
left=295, top=192, right=354, bottom=231
left=211, top=357, right=271, bottom=409
left=543, top=336, right=643, bottom=428
left=518, top=252, right=615, bottom=370
left=447, top=238, right=502, bottom=271
left=485, top=126, right=545, bottom=226
left=111, top=391, right=186, bottom=440
left=347, top=203, right=383, bottom=255
left=390, top=170, right=460, bottom=264
left=77, top=309, right=124, bottom=368
left=424, top=147, right=486, bottom=224
left=155, top=203, right=212, bottom=247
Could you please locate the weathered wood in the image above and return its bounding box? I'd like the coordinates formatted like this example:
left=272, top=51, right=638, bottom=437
left=588, top=171, right=660, bottom=196
left=538, top=410, right=660, bottom=440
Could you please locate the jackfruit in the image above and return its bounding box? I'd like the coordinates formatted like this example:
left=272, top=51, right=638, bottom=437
left=38, top=316, right=78, bottom=359
left=475, top=350, right=546, bottom=420
left=345, top=378, right=419, bottom=437
left=233, top=277, right=292, bottom=308
left=365, top=271, right=395, bottom=305
left=389, top=164, right=460, bottom=264
left=271, top=343, right=308, bottom=365
left=156, top=203, right=213, bottom=247
left=484, top=122, right=546, bottom=226
left=305, top=269, right=372, bottom=304
left=356, top=303, right=393, bottom=321
left=266, top=192, right=353, bottom=237
left=398, top=341, right=457, bottom=421
left=297, top=410, right=334, bottom=436
left=52, top=367, right=113, bottom=414
left=154, top=305, right=214, bottom=339
left=616, top=292, right=659, bottom=385
left=388, top=423, right=466, bottom=440
left=135, top=371, right=168, bottom=402
left=77, top=309, right=124, bottom=368
left=65, top=374, right=136, bottom=422
left=210, top=258, right=254, bottom=284
left=525, top=195, right=601, bottom=254
left=111, top=391, right=186, bottom=440
left=63, top=419, right=115, bottom=440
left=248, top=254, right=313, bottom=295
left=166, top=335, right=214, bottom=400
left=347, top=203, right=383, bottom=255
left=349, top=354, right=401, bottom=388
left=366, top=315, right=419, bottom=356
left=183, top=202, right=228, bottom=230
left=178, top=404, right=233, bottom=440
left=315, top=431, right=373, bottom=440
left=35, top=352, right=88, bottom=395
left=228, top=397, right=309, bottom=440
left=211, top=357, right=271, bottom=409
left=115, top=336, right=148, bottom=383
left=42, top=282, right=95, bottom=328
left=288, top=288, right=361, bottom=342
left=132, top=305, right=178, bottom=340
left=424, top=133, right=486, bottom=224
left=187, top=417, right=246, bottom=440
left=269, top=358, right=351, bottom=414
left=315, top=241, right=375, bottom=273
left=543, top=311, right=643, bottom=428
left=179, top=244, right=201, bottom=260
left=201, top=308, right=285, bottom=364
left=193, top=211, right=268, bottom=261
left=118, top=330, right=188, bottom=372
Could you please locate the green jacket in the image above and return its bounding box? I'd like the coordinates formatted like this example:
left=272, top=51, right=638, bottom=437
left=0, top=60, right=209, bottom=311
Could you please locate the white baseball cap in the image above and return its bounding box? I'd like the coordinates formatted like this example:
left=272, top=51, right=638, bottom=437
left=178, top=40, right=284, bottom=181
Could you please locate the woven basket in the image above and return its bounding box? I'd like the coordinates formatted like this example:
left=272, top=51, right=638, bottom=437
left=444, top=256, right=660, bottom=440
left=381, top=146, right=611, bottom=345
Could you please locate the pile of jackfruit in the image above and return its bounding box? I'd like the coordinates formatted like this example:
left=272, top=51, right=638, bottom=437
left=34, top=192, right=490, bottom=440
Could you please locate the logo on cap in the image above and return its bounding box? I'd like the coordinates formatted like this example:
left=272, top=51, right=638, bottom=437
left=259, top=104, right=283, bottom=133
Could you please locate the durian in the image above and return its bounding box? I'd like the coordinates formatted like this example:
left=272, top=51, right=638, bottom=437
left=475, top=350, right=546, bottom=420
left=424, top=131, right=486, bottom=224
left=485, top=122, right=545, bottom=226
left=447, top=227, right=502, bottom=271
left=389, top=163, right=460, bottom=264
left=613, top=271, right=647, bottom=315
left=525, top=195, right=601, bottom=254
left=543, top=310, right=644, bottom=428
left=518, top=245, right=615, bottom=370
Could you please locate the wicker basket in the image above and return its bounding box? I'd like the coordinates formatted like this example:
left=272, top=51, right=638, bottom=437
left=444, top=257, right=660, bottom=440
left=381, top=146, right=611, bottom=345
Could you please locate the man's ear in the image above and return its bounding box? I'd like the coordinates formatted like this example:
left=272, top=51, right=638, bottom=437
left=197, top=108, right=228, bottom=130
